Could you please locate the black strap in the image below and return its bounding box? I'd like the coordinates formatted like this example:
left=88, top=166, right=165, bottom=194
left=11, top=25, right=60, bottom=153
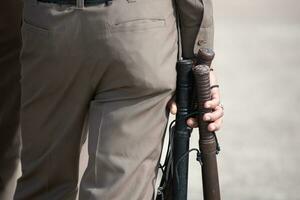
left=37, top=0, right=111, bottom=6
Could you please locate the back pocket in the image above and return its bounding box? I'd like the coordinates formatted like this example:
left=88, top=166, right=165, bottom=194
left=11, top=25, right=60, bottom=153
left=22, top=19, right=50, bottom=36
left=110, top=18, right=166, bottom=33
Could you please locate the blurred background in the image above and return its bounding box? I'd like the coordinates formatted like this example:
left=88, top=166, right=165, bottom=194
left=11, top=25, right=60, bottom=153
left=186, top=0, right=300, bottom=199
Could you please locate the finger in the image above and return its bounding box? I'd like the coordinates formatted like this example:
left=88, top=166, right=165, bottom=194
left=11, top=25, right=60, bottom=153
left=208, top=118, right=223, bottom=132
left=205, top=88, right=220, bottom=109
left=209, top=69, right=218, bottom=86
left=203, top=105, right=224, bottom=122
left=169, top=100, right=177, bottom=115
left=187, top=118, right=198, bottom=128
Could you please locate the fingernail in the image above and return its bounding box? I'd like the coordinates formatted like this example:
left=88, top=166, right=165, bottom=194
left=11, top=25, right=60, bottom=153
left=204, top=115, right=211, bottom=121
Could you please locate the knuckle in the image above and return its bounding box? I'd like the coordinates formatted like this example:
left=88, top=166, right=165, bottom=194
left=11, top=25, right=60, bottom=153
left=213, top=98, right=220, bottom=104
left=211, top=102, right=218, bottom=108
left=219, top=110, right=224, bottom=117
left=211, top=113, right=219, bottom=121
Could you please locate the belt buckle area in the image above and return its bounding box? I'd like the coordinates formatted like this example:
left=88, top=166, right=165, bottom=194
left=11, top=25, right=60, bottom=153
left=104, top=0, right=113, bottom=6
left=36, top=0, right=112, bottom=7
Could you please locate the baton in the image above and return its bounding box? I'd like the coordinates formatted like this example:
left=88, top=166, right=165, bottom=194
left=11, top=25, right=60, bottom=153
left=193, top=48, right=221, bottom=200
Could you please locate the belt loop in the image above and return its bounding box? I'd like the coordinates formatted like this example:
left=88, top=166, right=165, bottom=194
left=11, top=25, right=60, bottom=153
left=76, top=0, right=84, bottom=9
left=105, top=0, right=113, bottom=6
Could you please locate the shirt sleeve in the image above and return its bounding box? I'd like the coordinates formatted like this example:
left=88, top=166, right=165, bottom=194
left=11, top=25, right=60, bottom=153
left=176, top=0, right=214, bottom=59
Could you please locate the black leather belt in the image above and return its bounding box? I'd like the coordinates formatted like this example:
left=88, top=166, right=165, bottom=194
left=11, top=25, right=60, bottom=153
left=38, top=0, right=112, bottom=6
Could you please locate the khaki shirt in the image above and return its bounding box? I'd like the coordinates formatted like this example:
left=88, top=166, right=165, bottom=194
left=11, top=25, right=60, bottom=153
left=176, top=0, right=214, bottom=59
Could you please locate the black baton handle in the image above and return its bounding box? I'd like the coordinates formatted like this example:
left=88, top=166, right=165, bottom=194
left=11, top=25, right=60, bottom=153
left=172, top=59, right=194, bottom=200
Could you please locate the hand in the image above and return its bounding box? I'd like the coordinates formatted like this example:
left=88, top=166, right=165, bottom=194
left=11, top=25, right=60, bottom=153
left=168, top=70, right=224, bottom=132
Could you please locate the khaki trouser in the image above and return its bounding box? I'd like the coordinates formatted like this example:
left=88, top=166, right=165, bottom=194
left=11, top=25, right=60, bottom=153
left=0, top=1, right=22, bottom=199
left=15, top=0, right=178, bottom=199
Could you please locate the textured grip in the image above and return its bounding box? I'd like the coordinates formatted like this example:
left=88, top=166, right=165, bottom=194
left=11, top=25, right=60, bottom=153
left=192, top=65, right=213, bottom=140
left=197, top=48, right=215, bottom=67
left=192, top=65, right=211, bottom=109
left=193, top=50, right=221, bottom=200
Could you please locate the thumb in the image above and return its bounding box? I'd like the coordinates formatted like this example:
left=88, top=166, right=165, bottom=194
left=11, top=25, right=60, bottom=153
left=169, top=100, right=177, bottom=115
